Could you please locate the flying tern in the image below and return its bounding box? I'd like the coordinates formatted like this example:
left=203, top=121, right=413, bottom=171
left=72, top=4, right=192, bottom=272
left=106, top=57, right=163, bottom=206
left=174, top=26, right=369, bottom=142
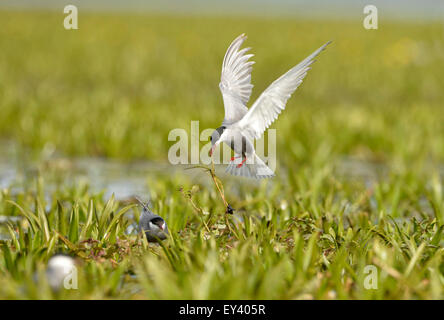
left=209, top=34, right=331, bottom=179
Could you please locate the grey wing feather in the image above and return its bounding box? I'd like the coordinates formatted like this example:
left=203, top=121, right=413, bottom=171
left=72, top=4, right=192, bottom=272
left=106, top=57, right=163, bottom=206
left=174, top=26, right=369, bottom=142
left=238, top=41, right=331, bottom=140
left=220, top=34, right=255, bottom=125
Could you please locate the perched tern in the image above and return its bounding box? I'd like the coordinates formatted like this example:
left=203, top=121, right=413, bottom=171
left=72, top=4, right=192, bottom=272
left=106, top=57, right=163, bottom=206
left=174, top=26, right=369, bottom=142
left=137, top=198, right=169, bottom=242
left=210, top=34, right=331, bottom=179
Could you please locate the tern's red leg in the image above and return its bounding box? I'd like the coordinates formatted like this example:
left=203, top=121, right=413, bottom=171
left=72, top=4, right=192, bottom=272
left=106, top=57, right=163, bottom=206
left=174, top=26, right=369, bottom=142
left=236, top=157, right=247, bottom=168
left=230, top=156, right=241, bottom=161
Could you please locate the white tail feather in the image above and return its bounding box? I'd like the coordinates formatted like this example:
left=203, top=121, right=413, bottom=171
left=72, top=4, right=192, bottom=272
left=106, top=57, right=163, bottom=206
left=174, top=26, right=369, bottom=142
left=225, top=154, right=275, bottom=179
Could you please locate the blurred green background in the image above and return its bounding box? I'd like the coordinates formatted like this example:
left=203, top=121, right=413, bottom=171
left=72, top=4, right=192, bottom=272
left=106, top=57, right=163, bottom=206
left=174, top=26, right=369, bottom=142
left=0, top=6, right=443, bottom=169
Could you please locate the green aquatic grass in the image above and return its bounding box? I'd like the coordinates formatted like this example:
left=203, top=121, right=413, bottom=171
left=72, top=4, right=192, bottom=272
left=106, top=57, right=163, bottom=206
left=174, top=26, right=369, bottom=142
left=0, top=168, right=443, bottom=299
left=0, top=11, right=443, bottom=299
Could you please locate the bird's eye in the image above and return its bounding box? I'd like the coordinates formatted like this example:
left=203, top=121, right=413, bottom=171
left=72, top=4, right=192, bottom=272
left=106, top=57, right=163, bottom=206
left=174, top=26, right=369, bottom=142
left=210, top=136, right=213, bottom=142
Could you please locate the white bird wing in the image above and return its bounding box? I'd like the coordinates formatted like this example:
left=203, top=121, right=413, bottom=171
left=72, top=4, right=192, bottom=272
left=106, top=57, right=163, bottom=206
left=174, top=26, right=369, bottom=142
left=237, top=41, right=331, bottom=140
left=219, top=34, right=255, bottom=126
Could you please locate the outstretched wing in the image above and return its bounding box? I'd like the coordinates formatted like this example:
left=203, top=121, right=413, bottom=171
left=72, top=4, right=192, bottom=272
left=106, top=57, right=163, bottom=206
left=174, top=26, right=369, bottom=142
left=237, top=41, right=331, bottom=140
left=219, top=34, right=255, bottom=125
